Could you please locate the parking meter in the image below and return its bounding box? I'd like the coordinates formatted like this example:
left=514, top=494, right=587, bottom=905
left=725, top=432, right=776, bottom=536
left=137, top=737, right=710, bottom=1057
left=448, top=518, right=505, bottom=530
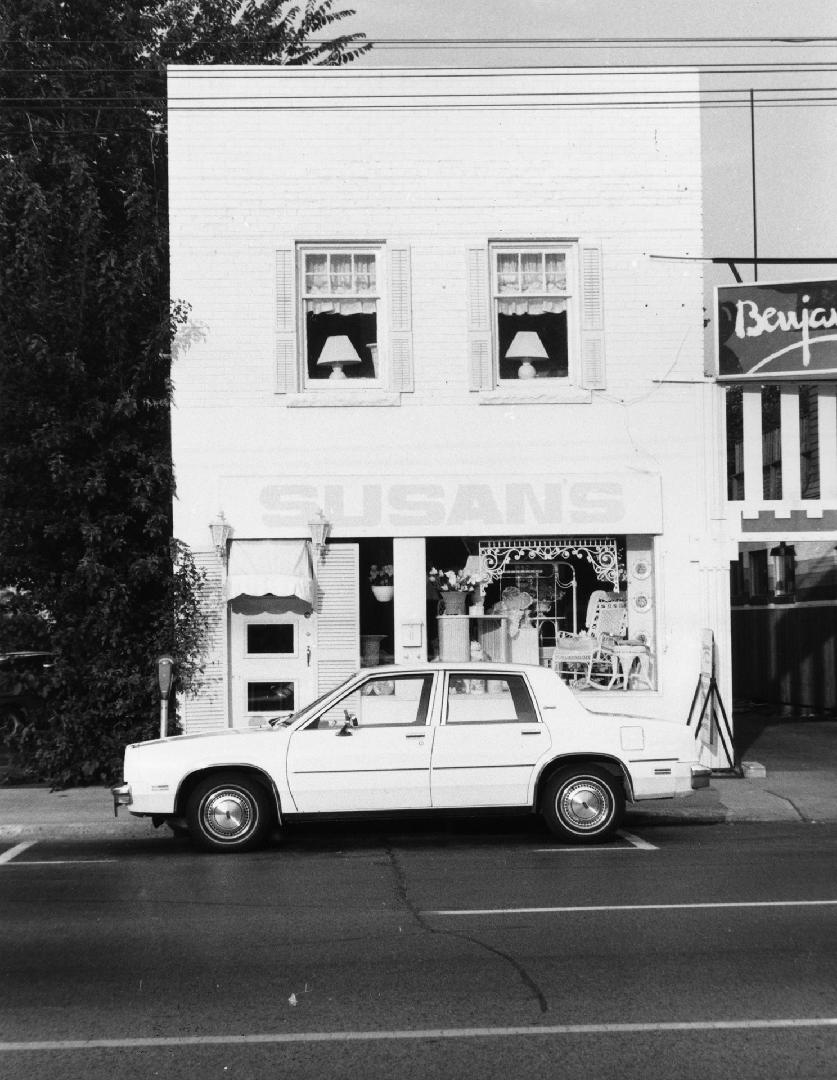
left=157, top=656, right=174, bottom=738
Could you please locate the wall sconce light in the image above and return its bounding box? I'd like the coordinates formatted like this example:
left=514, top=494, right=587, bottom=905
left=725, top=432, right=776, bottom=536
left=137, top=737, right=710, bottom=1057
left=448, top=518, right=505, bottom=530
left=505, top=330, right=548, bottom=380
left=308, top=509, right=330, bottom=560
left=209, top=511, right=233, bottom=564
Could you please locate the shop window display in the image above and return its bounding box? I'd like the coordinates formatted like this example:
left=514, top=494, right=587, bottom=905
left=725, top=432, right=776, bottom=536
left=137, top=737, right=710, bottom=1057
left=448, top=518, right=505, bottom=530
left=426, top=536, right=656, bottom=691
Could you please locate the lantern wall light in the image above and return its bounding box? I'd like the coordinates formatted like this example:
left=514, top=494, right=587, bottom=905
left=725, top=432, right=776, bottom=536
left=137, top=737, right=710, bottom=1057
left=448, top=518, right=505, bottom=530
left=308, top=509, right=331, bottom=560
left=209, top=511, right=233, bottom=565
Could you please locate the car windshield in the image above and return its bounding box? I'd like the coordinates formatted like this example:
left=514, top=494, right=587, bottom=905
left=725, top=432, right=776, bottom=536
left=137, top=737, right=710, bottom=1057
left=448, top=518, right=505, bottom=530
left=267, top=676, right=356, bottom=727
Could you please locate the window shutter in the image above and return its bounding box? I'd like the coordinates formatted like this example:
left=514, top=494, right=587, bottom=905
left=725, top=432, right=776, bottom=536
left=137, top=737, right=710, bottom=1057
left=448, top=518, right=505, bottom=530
left=389, top=246, right=414, bottom=392
left=467, top=246, right=494, bottom=391
left=275, top=248, right=299, bottom=394
left=315, top=543, right=360, bottom=696
left=580, top=242, right=606, bottom=390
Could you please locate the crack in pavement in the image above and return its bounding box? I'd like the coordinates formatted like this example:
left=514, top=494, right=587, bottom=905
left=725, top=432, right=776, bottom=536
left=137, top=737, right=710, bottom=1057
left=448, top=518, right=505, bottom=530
left=385, top=846, right=549, bottom=1014
left=761, top=788, right=807, bottom=821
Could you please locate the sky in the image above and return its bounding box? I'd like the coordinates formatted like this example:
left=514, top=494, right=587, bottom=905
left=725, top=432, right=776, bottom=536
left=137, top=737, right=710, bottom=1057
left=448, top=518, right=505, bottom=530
left=338, top=0, right=837, bottom=290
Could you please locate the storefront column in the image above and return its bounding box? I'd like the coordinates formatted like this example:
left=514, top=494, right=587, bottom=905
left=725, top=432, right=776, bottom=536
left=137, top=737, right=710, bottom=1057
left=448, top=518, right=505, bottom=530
left=393, top=538, right=428, bottom=663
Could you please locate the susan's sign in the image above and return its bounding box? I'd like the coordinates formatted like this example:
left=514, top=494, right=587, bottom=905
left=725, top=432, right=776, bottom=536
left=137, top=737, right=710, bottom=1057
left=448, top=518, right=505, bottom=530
left=716, top=279, right=837, bottom=381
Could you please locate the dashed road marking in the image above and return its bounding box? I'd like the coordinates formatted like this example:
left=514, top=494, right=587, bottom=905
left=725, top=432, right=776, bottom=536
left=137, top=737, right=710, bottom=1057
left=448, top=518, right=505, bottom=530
left=0, top=841, right=36, bottom=864
left=427, top=899, right=837, bottom=917
left=619, top=830, right=658, bottom=850
left=2, top=859, right=117, bottom=866
left=532, top=830, right=658, bottom=852
left=1, top=1017, right=836, bottom=1051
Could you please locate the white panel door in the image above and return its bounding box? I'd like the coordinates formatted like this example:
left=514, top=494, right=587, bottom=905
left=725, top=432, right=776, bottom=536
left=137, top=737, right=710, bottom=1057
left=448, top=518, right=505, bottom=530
left=430, top=672, right=550, bottom=807
left=286, top=672, right=434, bottom=811
left=231, top=607, right=315, bottom=728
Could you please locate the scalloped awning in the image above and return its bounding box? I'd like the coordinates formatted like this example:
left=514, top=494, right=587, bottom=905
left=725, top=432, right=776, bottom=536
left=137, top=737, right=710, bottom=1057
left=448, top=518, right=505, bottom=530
left=225, top=540, right=314, bottom=605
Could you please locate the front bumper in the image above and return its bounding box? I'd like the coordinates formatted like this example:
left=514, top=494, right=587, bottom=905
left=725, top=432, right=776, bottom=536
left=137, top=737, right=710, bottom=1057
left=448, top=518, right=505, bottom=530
left=691, top=765, right=712, bottom=790
left=111, top=783, right=132, bottom=817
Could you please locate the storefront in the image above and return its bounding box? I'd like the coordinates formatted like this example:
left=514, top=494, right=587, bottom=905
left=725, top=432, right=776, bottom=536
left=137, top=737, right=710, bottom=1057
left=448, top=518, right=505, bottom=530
left=179, top=465, right=700, bottom=734
left=168, top=66, right=727, bottom=760
left=718, top=278, right=837, bottom=710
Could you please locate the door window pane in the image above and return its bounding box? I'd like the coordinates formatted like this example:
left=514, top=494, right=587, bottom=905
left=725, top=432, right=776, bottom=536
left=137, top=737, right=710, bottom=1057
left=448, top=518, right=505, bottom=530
left=310, top=675, right=432, bottom=729
left=446, top=674, right=538, bottom=725
left=246, top=623, right=295, bottom=655
left=248, top=682, right=295, bottom=713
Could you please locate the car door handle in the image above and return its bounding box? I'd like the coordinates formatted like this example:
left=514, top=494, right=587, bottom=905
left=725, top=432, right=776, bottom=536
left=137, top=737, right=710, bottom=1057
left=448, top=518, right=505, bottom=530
left=405, top=732, right=426, bottom=739
left=521, top=729, right=543, bottom=735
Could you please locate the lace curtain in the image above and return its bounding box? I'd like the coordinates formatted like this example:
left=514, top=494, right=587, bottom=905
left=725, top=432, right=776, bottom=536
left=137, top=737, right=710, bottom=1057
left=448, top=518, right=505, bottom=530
left=496, top=251, right=568, bottom=315
left=304, top=252, right=377, bottom=316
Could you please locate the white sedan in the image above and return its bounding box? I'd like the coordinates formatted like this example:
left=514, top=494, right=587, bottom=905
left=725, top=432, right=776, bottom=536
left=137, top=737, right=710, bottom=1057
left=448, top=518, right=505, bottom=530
left=112, top=662, right=710, bottom=852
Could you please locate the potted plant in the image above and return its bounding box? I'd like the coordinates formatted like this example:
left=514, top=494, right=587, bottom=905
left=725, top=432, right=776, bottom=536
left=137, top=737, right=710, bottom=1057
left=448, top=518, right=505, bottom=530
left=369, top=564, right=394, bottom=602
left=428, top=567, right=481, bottom=615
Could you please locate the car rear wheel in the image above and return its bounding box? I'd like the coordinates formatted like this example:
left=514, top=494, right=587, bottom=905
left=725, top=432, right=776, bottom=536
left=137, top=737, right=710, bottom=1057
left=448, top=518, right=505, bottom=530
left=186, top=772, right=273, bottom=853
left=541, top=765, right=624, bottom=843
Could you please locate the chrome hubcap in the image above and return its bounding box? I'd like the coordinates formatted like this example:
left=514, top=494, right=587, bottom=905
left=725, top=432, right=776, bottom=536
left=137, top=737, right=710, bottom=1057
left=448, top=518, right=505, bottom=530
left=202, top=788, right=254, bottom=840
left=558, top=778, right=611, bottom=831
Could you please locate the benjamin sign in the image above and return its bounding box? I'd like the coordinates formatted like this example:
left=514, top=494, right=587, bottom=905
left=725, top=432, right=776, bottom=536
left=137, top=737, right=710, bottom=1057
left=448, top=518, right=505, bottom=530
left=716, top=278, right=837, bottom=381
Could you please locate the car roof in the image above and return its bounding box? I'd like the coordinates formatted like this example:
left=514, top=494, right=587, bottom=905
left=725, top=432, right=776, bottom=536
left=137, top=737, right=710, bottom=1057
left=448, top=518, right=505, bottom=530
left=356, top=661, right=548, bottom=676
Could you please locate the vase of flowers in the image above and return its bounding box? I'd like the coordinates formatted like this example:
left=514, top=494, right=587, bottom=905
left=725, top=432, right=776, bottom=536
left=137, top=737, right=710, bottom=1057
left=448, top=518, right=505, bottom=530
left=369, top=564, right=394, bottom=602
left=442, top=590, right=468, bottom=615
left=428, top=567, right=489, bottom=615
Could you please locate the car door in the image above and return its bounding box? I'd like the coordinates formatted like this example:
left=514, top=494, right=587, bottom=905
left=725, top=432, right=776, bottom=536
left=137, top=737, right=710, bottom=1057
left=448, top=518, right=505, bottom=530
left=430, top=671, right=551, bottom=807
left=285, top=672, right=436, bottom=812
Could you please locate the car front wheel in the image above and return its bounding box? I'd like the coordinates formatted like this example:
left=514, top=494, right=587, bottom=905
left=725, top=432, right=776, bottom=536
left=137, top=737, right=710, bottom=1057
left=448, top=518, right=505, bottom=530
left=541, top=765, right=624, bottom=843
left=186, top=772, right=273, bottom=853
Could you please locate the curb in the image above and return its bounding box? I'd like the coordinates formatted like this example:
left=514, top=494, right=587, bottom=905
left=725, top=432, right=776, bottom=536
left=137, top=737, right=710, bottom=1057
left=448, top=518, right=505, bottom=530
left=0, top=820, right=160, bottom=840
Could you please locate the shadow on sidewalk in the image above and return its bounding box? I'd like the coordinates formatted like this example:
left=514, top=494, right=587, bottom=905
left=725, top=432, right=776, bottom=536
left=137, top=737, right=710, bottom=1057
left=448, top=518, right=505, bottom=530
left=734, top=700, right=837, bottom=771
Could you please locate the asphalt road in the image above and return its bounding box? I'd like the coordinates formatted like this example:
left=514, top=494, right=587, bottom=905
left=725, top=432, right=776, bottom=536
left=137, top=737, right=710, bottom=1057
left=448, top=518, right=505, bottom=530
left=2, top=818, right=837, bottom=1080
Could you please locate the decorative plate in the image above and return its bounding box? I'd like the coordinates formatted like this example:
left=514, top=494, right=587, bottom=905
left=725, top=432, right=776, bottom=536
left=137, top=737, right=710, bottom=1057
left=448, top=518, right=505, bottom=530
left=631, top=559, right=652, bottom=581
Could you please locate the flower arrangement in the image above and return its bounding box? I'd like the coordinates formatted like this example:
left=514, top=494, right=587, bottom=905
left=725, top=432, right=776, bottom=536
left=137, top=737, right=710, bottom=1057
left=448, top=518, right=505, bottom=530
left=369, top=564, right=394, bottom=586
left=428, top=567, right=490, bottom=593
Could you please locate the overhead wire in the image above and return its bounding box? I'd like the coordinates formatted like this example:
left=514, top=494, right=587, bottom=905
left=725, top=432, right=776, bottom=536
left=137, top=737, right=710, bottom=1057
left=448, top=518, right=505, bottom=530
left=3, top=36, right=835, bottom=123
left=5, top=93, right=837, bottom=112
left=3, top=34, right=837, bottom=45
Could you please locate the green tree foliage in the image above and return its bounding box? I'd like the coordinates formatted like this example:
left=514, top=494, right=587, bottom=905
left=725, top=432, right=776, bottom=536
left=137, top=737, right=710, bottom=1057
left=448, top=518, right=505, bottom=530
left=0, top=2, right=369, bottom=785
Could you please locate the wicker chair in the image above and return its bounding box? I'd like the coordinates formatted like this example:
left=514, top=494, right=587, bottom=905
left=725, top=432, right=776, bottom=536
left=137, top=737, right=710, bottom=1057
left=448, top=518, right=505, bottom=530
left=550, top=591, right=628, bottom=689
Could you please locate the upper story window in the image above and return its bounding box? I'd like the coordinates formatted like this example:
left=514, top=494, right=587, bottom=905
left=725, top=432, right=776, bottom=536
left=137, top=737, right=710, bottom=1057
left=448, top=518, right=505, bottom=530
left=493, top=245, right=573, bottom=381
left=274, top=242, right=414, bottom=402
left=467, top=239, right=605, bottom=399
left=301, top=246, right=383, bottom=386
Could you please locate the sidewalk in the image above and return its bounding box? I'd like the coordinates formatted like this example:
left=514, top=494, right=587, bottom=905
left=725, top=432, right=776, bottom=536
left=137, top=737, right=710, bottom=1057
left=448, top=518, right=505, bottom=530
left=0, top=708, right=835, bottom=840
left=631, top=705, right=837, bottom=826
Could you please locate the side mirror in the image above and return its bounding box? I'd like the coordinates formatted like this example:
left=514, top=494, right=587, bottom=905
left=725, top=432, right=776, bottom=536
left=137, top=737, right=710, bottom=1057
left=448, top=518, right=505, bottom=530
left=337, top=709, right=358, bottom=736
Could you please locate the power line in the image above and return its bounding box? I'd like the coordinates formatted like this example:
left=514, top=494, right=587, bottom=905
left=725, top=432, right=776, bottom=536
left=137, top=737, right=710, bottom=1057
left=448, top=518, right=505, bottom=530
left=6, top=97, right=837, bottom=117
left=3, top=35, right=837, bottom=45
left=4, top=62, right=837, bottom=77
left=6, top=84, right=837, bottom=105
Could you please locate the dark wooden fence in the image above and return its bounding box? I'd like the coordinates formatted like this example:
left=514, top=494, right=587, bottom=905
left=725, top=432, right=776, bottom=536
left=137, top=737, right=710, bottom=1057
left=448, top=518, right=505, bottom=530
left=731, top=604, right=837, bottom=709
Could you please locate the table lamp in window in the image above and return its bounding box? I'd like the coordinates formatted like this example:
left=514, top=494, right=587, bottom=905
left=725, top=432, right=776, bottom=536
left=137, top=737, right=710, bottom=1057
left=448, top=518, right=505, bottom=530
left=317, top=335, right=362, bottom=380
left=505, top=330, right=548, bottom=380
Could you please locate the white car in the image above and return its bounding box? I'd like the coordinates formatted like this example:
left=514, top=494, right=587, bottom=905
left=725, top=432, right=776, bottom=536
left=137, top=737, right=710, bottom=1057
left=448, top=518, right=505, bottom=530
left=112, top=662, right=710, bottom=852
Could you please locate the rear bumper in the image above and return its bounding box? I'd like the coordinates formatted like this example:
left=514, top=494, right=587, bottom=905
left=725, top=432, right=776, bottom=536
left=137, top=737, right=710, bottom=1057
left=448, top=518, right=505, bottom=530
left=111, top=783, right=132, bottom=817
left=691, top=765, right=712, bottom=790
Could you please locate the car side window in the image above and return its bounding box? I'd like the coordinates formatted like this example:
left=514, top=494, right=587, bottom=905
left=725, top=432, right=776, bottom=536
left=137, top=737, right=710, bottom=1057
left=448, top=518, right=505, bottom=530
left=445, top=673, right=539, bottom=725
left=308, top=674, right=433, bottom=729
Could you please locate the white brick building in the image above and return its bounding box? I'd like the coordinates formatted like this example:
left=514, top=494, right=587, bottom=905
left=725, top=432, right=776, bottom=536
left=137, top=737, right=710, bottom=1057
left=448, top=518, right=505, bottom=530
left=168, top=66, right=730, bottom=759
